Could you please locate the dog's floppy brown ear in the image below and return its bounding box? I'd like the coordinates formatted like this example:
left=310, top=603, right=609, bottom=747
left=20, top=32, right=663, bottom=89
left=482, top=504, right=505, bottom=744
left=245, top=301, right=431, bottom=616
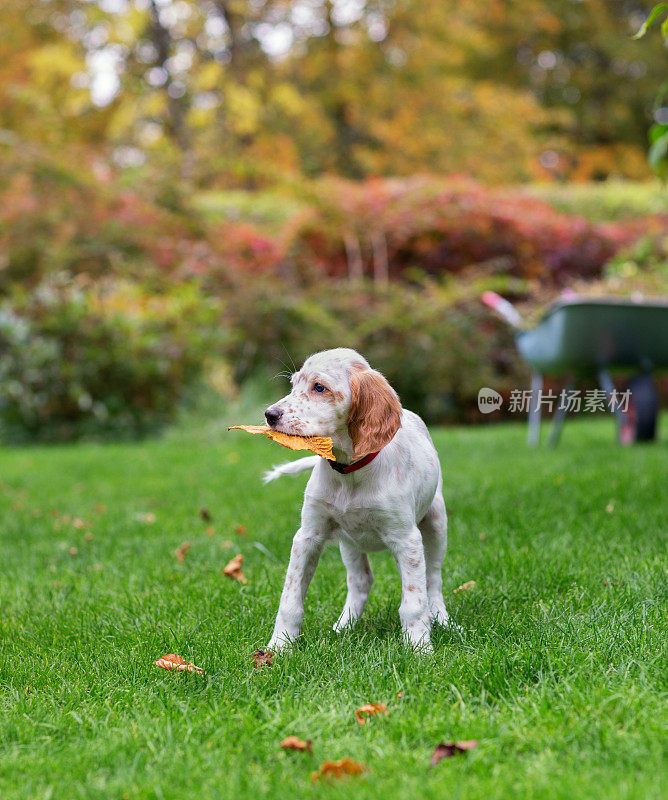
left=347, top=366, right=402, bottom=458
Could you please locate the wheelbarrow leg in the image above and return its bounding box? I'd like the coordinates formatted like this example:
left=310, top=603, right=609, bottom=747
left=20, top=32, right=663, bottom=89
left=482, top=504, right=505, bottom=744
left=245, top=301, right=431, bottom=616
left=528, top=372, right=543, bottom=446
left=548, top=376, right=574, bottom=448
left=597, top=369, right=624, bottom=430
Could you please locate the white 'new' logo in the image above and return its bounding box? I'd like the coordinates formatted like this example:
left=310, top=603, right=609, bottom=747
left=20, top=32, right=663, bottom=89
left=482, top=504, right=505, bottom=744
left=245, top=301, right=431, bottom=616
left=478, top=388, right=503, bottom=413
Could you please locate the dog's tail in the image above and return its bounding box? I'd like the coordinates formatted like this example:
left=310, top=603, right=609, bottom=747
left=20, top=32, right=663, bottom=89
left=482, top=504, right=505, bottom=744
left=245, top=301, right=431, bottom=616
left=263, top=456, right=320, bottom=484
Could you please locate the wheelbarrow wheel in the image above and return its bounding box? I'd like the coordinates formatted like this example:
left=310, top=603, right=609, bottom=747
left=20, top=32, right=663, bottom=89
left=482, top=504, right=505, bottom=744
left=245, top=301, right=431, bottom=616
left=618, top=373, right=659, bottom=444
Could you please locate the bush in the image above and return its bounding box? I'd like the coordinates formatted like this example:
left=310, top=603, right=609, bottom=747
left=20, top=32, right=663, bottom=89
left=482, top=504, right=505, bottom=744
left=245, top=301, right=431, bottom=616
left=222, top=278, right=527, bottom=423
left=286, top=176, right=657, bottom=286
left=0, top=276, right=220, bottom=441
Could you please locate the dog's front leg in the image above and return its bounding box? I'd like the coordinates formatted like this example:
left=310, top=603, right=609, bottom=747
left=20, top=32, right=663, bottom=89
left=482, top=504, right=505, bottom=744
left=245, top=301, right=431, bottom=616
left=387, top=526, right=432, bottom=653
left=267, top=526, right=327, bottom=652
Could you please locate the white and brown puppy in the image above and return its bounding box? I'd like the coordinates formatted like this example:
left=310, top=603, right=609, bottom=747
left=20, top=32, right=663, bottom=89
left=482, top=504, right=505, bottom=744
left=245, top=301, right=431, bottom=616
left=263, top=348, right=452, bottom=653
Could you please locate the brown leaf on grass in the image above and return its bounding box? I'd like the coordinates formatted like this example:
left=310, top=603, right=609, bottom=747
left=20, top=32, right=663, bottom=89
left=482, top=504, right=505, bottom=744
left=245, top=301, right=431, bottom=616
left=235, top=524, right=247, bottom=536
left=200, top=506, right=212, bottom=522
left=205, top=526, right=215, bottom=537
left=221, top=540, right=233, bottom=549
left=175, top=542, right=191, bottom=563
left=355, top=702, right=388, bottom=724
left=280, top=736, right=312, bottom=754
left=251, top=649, right=274, bottom=669
left=135, top=512, right=156, bottom=524
left=453, top=580, right=476, bottom=594
left=228, top=425, right=335, bottom=461
left=84, top=532, right=94, bottom=542
left=311, top=757, right=367, bottom=782
left=154, top=653, right=204, bottom=675
left=68, top=546, right=78, bottom=556
left=223, top=553, right=247, bottom=583
left=72, top=517, right=89, bottom=530
left=430, top=740, right=478, bottom=766
left=95, top=503, right=107, bottom=514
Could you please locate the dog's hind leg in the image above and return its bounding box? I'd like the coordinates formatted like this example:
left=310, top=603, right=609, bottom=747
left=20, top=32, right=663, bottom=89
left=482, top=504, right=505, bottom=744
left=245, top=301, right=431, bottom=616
left=418, top=490, right=452, bottom=628
left=333, top=541, right=373, bottom=632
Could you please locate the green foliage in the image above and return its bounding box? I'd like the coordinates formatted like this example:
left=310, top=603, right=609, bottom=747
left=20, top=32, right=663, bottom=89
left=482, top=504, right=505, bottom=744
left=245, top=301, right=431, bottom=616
left=0, top=277, right=220, bottom=441
left=525, top=180, right=668, bottom=221
left=633, top=4, right=668, bottom=177
left=633, top=3, right=668, bottom=39
left=222, top=279, right=527, bottom=423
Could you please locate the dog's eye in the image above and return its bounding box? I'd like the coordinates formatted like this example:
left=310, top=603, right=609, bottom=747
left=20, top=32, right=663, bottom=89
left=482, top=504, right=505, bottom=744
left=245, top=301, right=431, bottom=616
left=313, top=382, right=327, bottom=393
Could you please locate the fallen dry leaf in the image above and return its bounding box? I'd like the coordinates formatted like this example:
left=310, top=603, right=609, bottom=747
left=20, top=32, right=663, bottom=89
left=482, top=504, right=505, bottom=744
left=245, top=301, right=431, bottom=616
left=200, top=506, right=212, bottom=522
left=72, top=517, right=89, bottom=530
left=175, top=541, right=191, bottom=563
left=95, top=503, right=107, bottom=514
left=154, top=653, right=204, bottom=674
left=355, top=702, right=388, bottom=725
left=223, top=553, right=247, bottom=583
left=221, top=540, right=233, bottom=549
left=228, top=425, right=335, bottom=461
left=280, top=736, right=312, bottom=754
left=135, top=512, right=156, bottom=524
left=84, top=532, right=94, bottom=542
left=251, top=649, right=274, bottom=669
left=606, top=500, right=615, bottom=514
left=205, top=526, right=215, bottom=537
left=453, top=580, right=476, bottom=594
left=235, top=524, right=247, bottom=536
left=68, top=546, right=78, bottom=556
left=312, top=758, right=367, bottom=782
left=430, top=740, right=478, bottom=766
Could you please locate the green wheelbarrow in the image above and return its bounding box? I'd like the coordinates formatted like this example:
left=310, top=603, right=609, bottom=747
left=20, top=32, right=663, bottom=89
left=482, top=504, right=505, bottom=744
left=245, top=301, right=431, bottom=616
left=482, top=292, right=668, bottom=445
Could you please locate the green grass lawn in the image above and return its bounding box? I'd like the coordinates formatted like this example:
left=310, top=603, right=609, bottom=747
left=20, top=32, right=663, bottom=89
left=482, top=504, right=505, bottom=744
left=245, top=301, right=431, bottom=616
left=0, top=417, right=665, bottom=800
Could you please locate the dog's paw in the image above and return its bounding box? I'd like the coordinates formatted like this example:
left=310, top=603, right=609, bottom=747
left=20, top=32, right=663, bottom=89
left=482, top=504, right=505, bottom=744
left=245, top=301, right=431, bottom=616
left=266, top=633, right=294, bottom=652
left=409, top=636, right=434, bottom=655
left=333, top=606, right=362, bottom=633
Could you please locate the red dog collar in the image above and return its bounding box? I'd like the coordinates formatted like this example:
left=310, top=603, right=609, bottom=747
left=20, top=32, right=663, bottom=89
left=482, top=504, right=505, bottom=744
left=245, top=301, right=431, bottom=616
left=328, top=451, right=380, bottom=475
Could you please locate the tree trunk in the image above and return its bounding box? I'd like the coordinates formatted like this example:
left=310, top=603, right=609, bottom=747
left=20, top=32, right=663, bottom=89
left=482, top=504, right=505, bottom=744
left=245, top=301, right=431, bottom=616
left=371, top=232, right=389, bottom=286
left=344, top=231, right=364, bottom=281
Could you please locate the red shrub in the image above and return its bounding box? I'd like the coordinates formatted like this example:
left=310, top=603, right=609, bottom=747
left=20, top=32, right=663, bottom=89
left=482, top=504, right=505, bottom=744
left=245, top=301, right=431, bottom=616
left=286, top=176, right=662, bottom=285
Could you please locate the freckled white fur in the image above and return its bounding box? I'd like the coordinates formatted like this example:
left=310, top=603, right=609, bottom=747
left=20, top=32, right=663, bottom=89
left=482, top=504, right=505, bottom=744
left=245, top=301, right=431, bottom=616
left=263, top=348, right=453, bottom=654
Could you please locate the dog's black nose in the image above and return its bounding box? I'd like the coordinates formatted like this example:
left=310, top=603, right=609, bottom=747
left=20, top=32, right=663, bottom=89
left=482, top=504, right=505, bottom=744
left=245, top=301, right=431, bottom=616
left=265, top=407, right=283, bottom=426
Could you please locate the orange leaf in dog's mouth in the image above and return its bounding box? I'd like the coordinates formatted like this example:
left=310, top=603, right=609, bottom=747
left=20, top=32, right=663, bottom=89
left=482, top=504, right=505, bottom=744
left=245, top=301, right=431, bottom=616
left=228, top=425, right=335, bottom=461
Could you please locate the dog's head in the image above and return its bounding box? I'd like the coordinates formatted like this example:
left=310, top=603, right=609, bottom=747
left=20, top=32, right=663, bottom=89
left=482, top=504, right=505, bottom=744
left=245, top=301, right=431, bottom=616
left=264, top=348, right=402, bottom=458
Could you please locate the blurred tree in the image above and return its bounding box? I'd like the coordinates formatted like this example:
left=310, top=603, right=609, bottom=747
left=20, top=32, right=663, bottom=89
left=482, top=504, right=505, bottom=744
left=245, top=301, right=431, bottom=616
left=466, top=0, right=666, bottom=179
left=2, top=1, right=663, bottom=184
left=0, top=0, right=110, bottom=152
